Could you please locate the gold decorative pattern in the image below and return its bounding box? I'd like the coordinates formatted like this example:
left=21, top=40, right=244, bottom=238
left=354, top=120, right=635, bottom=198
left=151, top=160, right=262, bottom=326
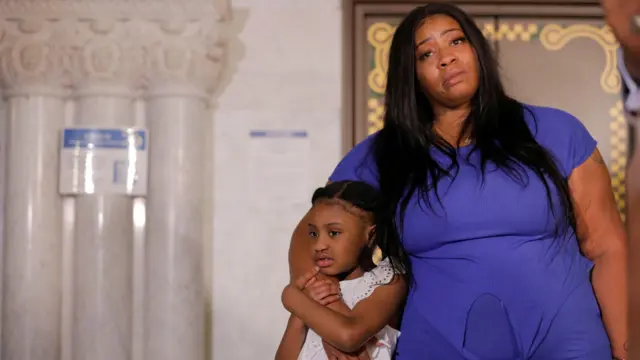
left=482, top=23, right=538, bottom=41
left=539, top=24, right=620, bottom=94
left=610, top=100, right=628, bottom=217
left=368, top=98, right=384, bottom=134
left=367, top=23, right=396, bottom=97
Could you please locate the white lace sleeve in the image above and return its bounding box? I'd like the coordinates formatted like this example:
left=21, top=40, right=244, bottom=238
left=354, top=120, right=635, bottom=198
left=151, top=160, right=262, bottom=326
left=352, top=258, right=397, bottom=303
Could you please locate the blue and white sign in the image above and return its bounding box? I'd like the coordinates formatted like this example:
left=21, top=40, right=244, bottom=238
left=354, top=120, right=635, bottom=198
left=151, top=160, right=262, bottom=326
left=59, top=128, right=148, bottom=196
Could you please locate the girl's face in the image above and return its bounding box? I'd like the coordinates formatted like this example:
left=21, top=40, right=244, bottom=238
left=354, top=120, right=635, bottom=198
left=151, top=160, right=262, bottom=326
left=306, top=201, right=373, bottom=279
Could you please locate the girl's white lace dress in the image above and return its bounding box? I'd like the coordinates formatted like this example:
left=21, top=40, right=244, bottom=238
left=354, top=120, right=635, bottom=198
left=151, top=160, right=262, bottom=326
left=297, top=258, right=401, bottom=360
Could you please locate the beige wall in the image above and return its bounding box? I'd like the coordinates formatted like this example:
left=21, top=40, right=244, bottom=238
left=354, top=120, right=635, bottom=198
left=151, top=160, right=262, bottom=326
left=212, top=1, right=343, bottom=358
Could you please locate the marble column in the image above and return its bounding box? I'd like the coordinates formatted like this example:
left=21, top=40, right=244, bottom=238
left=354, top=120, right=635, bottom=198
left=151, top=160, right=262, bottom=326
left=0, top=21, right=66, bottom=360
left=143, top=11, right=229, bottom=358
left=144, top=90, right=207, bottom=360
left=3, top=93, right=65, bottom=360
left=71, top=90, right=136, bottom=360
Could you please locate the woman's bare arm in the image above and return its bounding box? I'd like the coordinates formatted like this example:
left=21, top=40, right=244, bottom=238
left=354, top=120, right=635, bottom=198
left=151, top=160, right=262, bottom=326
left=275, top=315, right=307, bottom=360
left=569, top=148, right=628, bottom=358
left=628, top=127, right=640, bottom=360
left=288, top=213, right=315, bottom=282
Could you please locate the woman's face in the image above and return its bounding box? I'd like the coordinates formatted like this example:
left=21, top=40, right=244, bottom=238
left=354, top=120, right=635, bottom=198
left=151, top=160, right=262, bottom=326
left=414, top=14, right=479, bottom=110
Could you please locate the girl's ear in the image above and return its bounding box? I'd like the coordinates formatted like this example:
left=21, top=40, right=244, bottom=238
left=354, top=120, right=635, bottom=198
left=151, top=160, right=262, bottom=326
left=367, top=225, right=377, bottom=247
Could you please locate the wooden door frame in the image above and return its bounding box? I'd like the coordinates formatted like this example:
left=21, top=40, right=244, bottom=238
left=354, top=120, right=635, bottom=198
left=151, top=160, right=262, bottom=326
left=341, top=0, right=604, bottom=153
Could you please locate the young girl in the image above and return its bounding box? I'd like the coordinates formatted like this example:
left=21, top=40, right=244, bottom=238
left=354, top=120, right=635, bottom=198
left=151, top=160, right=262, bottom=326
left=275, top=181, right=408, bottom=360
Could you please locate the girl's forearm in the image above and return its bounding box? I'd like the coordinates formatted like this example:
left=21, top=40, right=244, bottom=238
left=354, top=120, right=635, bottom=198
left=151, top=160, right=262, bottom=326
left=327, top=298, right=352, bottom=316
left=282, top=285, right=365, bottom=352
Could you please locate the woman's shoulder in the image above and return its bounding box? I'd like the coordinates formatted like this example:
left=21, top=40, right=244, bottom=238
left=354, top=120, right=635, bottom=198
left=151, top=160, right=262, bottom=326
left=328, top=133, right=379, bottom=187
left=348, top=132, right=378, bottom=156
left=522, top=103, right=586, bottom=137
left=522, top=103, right=597, bottom=175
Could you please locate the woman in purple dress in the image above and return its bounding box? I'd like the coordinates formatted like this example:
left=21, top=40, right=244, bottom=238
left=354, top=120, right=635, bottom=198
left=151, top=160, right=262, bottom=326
left=289, top=4, right=627, bottom=359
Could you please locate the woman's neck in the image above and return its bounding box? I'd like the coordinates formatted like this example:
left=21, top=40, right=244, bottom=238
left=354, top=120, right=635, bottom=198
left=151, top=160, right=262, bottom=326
left=433, top=106, right=471, bottom=146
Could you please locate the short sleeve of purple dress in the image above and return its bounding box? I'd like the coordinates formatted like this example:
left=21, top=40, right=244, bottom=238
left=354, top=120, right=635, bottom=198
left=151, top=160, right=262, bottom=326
left=329, top=105, right=611, bottom=360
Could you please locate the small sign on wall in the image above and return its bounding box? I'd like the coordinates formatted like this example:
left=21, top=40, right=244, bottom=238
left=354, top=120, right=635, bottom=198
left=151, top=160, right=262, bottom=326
left=59, top=128, right=148, bottom=196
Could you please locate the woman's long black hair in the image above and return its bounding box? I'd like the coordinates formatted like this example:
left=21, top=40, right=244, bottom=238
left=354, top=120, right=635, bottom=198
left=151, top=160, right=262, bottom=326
left=311, top=181, right=411, bottom=282
left=373, top=4, right=577, bottom=288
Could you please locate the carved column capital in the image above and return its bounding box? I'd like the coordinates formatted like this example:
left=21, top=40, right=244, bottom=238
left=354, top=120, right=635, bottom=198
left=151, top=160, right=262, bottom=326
left=68, top=19, right=145, bottom=97
left=0, top=0, right=232, bottom=98
left=144, top=19, right=227, bottom=99
left=0, top=19, right=68, bottom=96
left=0, top=0, right=231, bottom=21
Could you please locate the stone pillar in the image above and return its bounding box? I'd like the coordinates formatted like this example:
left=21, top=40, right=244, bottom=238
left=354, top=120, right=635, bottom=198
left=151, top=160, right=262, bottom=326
left=143, top=16, right=226, bottom=360
left=0, top=19, right=67, bottom=360
left=69, top=20, right=140, bottom=359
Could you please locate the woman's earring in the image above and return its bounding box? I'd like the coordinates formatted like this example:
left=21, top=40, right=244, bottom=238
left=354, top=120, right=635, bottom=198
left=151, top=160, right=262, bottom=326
left=371, top=246, right=383, bottom=265
left=367, top=228, right=381, bottom=264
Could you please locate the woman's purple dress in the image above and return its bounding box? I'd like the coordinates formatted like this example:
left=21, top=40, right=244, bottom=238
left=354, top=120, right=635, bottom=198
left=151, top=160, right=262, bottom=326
left=329, top=105, right=611, bottom=359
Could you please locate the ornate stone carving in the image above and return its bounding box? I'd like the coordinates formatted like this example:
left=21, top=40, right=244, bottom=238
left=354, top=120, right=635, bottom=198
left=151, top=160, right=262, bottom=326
left=0, top=19, right=68, bottom=95
left=0, top=0, right=231, bottom=97
left=0, top=0, right=231, bottom=22
left=68, top=20, right=145, bottom=95
left=144, top=20, right=226, bottom=98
